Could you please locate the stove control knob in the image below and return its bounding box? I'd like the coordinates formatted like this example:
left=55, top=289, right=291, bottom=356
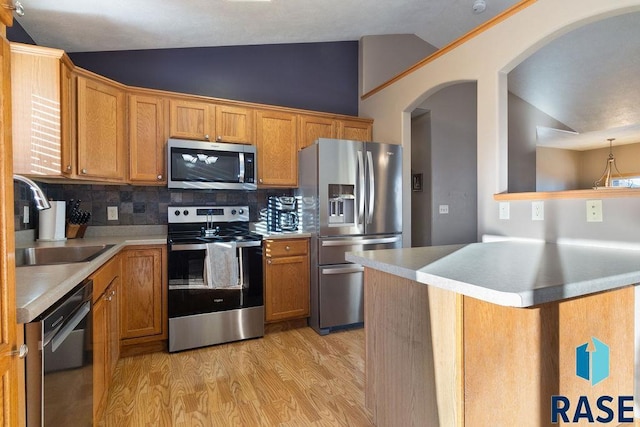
left=183, top=210, right=189, bottom=216
left=231, top=209, right=237, bottom=215
left=174, top=210, right=181, bottom=216
left=238, top=209, right=244, bottom=215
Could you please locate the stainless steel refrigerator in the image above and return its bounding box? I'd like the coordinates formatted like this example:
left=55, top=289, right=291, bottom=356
left=297, top=138, right=403, bottom=335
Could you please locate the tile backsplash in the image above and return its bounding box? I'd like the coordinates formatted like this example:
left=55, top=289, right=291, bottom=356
left=14, top=181, right=291, bottom=232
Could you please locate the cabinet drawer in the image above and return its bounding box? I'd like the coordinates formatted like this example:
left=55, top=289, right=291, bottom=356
left=91, top=255, right=121, bottom=301
left=264, top=239, right=308, bottom=257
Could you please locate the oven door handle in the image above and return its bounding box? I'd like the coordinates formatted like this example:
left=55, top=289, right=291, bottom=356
left=45, top=301, right=91, bottom=352
left=170, top=241, right=262, bottom=251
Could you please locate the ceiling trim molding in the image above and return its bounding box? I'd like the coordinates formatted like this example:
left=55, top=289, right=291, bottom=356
left=361, top=0, right=537, bottom=101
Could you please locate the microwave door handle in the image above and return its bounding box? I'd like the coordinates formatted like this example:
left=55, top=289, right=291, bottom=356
left=357, top=151, right=365, bottom=225
left=367, top=150, right=374, bottom=224
left=238, top=153, right=245, bottom=183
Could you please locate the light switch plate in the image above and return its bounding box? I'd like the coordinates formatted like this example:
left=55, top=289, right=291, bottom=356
left=439, top=205, right=449, bottom=214
left=586, top=200, right=603, bottom=222
left=499, top=202, right=510, bottom=220
left=532, top=201, right=544, bottom=221
left=107, top=206, right=119, bottom=221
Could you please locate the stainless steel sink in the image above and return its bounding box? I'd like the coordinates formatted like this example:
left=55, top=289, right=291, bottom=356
left=15, top=244, right=115, bottom=267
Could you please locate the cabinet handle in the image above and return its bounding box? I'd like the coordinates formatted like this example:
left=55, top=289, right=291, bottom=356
left=216, top=135, right=222, bottom=141
left=259, top=178, right=263, bottom=183
left=267, top=259, right=272, bottom=265
left=81, top=168, right=87, bottom=174
left=285, top=246, right=291, bottom=251
left=204, top=134, right=210, bottom=141
left=4, top=344, right=28, bottom=359
left=157, top=174, right=163, bottom=180
left=66, top=165, right=72, bottom=171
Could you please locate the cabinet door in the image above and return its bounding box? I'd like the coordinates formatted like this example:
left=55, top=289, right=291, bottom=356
left=11, top=44, right=64, bottom=176
left=0, top=38, right=20, bottom=426
left=169, top=99, right=214, bottom=141
left=255, top=109, right=298, bottom=187
left=107, top=279, right=120, bottom=379
left=298, top=114, right=337, bottom=150
left=77, top=75, right=126, bottom=181
left=265, top=254, right=310, bottom=322
left=338, top=119, right=372, bottom=142
left=121, top=247, right=166, bottom=342
left=215, top=105, right=253, bottom=144
left=129, top=94, right=166, bottom=184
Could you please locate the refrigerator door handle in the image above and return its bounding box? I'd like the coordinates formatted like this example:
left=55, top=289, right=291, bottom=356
left=321, top=236, right=402, bottom=247
left=357, top=150, right=365, bottom=225
left=366, top=151, right=374, bottom=224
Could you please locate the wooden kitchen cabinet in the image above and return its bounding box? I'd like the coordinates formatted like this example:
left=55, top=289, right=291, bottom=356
left=338, top=118, right=372, bottom=141
left=255, top=109, right=299, bottom=187
left=11, top=43, right=76, bottom=176
left=169, top=98, right=253, bottom=143
left=169, top=99, right=214, bottom=141
left=129, top=93, right=167, bottom=184
left=264, top=238, right=310, bottom=322
left=76, top=73, right=126, bottom=181
left=215, top=104, right=254, bottom=144
left=120, top=246, right=167, bottom=354
left=298, top=114, right=337, bottom=150
left=90, top=255, right=121, bottom=424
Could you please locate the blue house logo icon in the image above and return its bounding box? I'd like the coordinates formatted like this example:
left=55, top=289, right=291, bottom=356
left=576, top=337, right=609, bottom=386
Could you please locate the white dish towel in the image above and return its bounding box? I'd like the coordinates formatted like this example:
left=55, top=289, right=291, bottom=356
left=204, top=241, right=240, bottom=289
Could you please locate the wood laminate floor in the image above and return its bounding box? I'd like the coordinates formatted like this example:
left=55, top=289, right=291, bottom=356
left=100, top=323, right=374, bottom=426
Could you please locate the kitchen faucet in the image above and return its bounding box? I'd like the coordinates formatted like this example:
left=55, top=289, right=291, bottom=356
left=13, top=175, right=51, bottom=210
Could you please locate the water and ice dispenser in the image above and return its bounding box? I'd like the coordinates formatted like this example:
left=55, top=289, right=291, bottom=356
left=327, top=184, right=355, bottom=226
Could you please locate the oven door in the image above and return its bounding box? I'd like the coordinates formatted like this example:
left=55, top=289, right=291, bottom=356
left=168, top=241, right=263, bottom=318
left=167, top=138, right=256, bottom=190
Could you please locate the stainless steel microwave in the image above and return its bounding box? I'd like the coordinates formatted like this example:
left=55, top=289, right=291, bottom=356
left=167, top=138, right=257, bottom=190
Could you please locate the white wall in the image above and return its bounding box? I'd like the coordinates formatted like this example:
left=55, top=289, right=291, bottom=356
left=359, top=34, right=438, bottom=96
left=359, top=0, right=640, bottom=246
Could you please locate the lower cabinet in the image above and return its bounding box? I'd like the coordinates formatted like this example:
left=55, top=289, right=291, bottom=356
left=91, top=255, right=121, bottom=424
left=120, top=245, right=167, bottom=354
left=264, top=238, right=310, bottom=322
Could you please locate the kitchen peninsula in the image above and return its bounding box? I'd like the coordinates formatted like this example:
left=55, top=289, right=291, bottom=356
left=346, top=241, right=638, bottom=426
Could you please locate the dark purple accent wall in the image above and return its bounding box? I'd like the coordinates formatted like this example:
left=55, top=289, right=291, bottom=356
left=6, top=20, right=35, bottom=45
left=69, top=42, right=359, bottom=116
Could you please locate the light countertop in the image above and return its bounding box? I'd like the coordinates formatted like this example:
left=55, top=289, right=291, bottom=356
left=345, top=241, right=640, bottom=307
left=15, top=235, right=166, bottom=323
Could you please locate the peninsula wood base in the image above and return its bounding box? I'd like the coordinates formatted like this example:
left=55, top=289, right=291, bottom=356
left=364, top=268, right=637, bottom=427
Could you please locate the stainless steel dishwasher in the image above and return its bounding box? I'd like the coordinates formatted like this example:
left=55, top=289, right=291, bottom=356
left=25, top=279, right=93, bottom=426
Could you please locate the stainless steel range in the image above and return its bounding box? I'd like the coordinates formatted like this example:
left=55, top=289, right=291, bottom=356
left=167, top=205, right=264, bottom=352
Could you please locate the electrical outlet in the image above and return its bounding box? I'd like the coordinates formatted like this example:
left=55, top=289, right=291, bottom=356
left=23, top=206, right=29, bottom=224
left=532, top=201, right=544, bottom=221
left=107, top=206, right=119, bottom=221
left=499, top=202, right=510, bottom=220
left=439, top=205, right=449, bottom=214
left=586, top=200, right=603, bottom=222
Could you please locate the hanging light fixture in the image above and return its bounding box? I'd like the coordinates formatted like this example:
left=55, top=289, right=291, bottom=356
left=593, top=138, right=623, bottom=189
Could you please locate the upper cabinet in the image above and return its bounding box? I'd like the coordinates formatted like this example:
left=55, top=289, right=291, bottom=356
left=76, top=73, right=126, bottom=182
left=215, top=104, right=254, bottom=144
left=255, top=109, right=298, bottom=187
left=129, top=93, right=166, bottom=184
left=338, top=119, right=373, bottom=142
left=169, top=99, right=213, bottom=141
left=169, top=99, right=253, bottom=144
left=298, top=114, right=337, bottom=150
left=11, top=44, right=74, bottom=176
left=9, top=42, right=372, bottom=186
